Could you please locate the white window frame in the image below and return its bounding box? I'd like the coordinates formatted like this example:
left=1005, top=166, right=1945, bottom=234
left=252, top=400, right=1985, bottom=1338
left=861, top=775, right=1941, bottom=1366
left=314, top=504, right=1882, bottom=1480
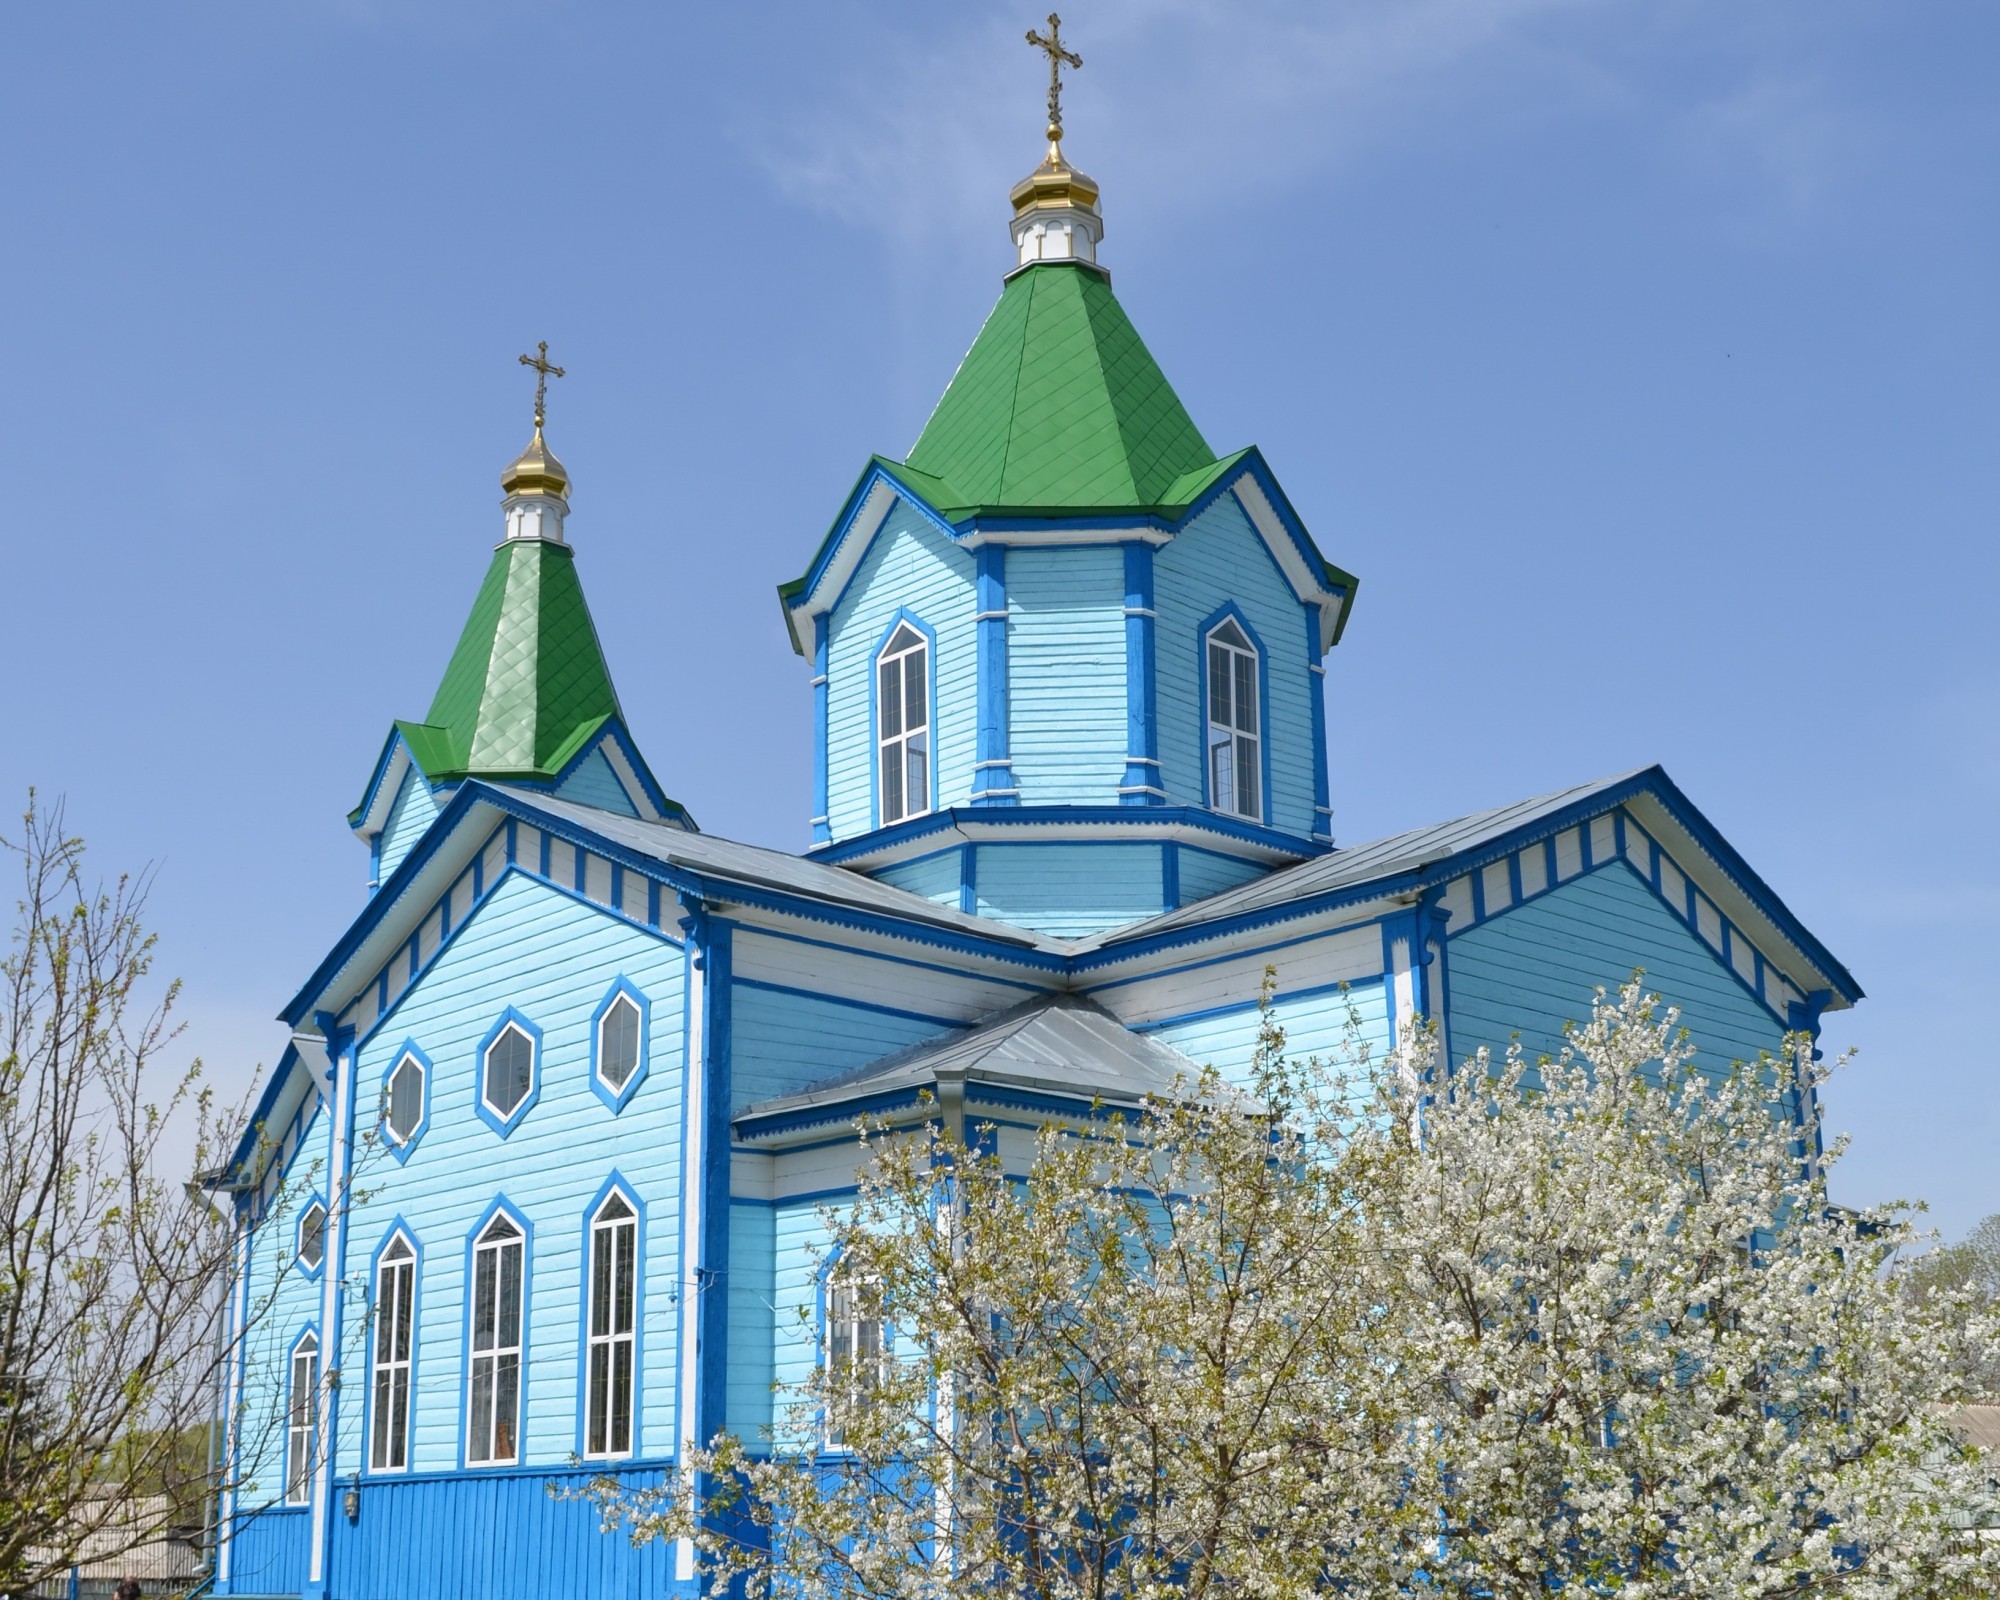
left=1205, top=618, right=1262, bottom=822
left=482, top=1022, right=536, bottom=1121
left=584, top=1192, right=637, bottom=1459
left=466, top=1212, right=525, bottom=1465
left=384, top=1052, right=424, bottom=1146
left=297, top=1201, right=327, bottom=1272
left=369, top=1234, right=416, bottom=1472
left=596, top=993, right=643, bottom=1095
left=824, top=1270, right=888, bottom=1448
left=875, top=622, right=931, bottom=826
left=285, top=1332, right=318, bottom=1506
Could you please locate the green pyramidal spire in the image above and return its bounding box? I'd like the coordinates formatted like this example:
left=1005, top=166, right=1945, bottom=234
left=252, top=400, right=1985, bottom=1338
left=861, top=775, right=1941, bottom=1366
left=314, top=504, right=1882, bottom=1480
left=902, top=261, right=1219, bottom=515
left=412, top=535, right=624, bottom=779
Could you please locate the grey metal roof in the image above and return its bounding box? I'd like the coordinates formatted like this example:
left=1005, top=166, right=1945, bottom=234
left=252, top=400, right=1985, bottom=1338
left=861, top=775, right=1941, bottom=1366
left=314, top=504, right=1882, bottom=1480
left=489, top=787, right=1070, bottom=956
left=1076, top=770, right=1653, bottom=952
left=738, top=992, right=1205, bottom=1123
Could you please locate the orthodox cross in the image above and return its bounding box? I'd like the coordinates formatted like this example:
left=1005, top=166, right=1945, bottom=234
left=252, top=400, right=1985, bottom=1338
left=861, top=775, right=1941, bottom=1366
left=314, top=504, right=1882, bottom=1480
left=517, top=341, right=565, bottom=429
left=1025, top=13, right=1081, bottom=147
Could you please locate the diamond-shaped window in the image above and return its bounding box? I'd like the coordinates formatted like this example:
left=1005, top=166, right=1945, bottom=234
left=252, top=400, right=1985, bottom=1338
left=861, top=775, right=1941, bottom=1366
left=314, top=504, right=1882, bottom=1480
left=298, top=1201, right=327, bottom=1271
left=483, top=1024, right=535, bottom=1119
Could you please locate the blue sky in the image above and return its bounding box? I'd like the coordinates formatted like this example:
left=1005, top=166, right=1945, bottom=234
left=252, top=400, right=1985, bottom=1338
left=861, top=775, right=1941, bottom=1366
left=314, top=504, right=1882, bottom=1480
left=2, top=1, right=1993, bottom=1237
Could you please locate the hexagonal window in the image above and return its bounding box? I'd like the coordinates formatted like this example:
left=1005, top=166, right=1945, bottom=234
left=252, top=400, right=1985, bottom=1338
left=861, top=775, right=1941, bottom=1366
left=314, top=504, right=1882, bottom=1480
left=386, top=1053, right=425, bottom=1144
left=298, top=1201, right=327, bottom=1271
left=598, top=994, right=642, bottom=1093
left=483, top=1023, right=535, bottom=1119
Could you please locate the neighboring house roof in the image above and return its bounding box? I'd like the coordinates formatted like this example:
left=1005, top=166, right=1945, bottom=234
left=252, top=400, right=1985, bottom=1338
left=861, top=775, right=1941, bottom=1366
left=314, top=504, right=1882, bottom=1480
left=901, top=260, right=1220, bottom=516
left=1951, top=1405, right=2000, bottom=1454
left=736, top=991, right=1206, bottom=1134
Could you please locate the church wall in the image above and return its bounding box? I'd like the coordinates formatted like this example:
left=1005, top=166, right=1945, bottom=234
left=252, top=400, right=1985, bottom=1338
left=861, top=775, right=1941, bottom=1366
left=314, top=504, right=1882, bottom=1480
left=729, top=979, right=950, bottom=1115
left=873, top=848, right=963, bottom=907
left=1448, top=857, right=1785, bottom=1080
left=1091, top=921, right=1386, bottom=1035
left=1154, top=493, right=1320, bottom=839
left=337, top=869, right=688, bottom=1479
left=770, top=1198, right=847, bottom=1447
left=1176, top=845, right=1273, bottom=907
left=1136, top=975, right=1394, bottom=1088
left=825, top=504, right=976, bottom=840
left=727, top=1199, right=776, bottom=1442
left=974, top=841, right=1166, bottom=936
left=553, top=746, right=639, bottom=816
left=226, top=1095, right=331, bottom=1564
left=379, top=769, right=439, bottom=882
left=730, top=926, right=1046, bottom=1035
left=1005, top=545, right=1127, bottom=803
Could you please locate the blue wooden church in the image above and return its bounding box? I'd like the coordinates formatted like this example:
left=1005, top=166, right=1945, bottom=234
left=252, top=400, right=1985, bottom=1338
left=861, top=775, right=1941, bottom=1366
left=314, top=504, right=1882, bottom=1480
left=209, top=101, right=1861, bottom=1600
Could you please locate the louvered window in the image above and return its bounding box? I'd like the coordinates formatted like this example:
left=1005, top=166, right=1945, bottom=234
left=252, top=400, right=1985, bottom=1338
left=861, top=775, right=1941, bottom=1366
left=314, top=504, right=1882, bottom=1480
left=876, top=624, right=930, bottom=825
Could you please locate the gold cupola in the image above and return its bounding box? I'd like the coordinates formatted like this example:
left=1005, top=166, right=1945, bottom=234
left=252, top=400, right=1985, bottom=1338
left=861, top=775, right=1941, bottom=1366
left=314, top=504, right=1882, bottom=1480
left=1011, top=14, right=1102, bottom=271
left=501, top=423, right=570, bottom=500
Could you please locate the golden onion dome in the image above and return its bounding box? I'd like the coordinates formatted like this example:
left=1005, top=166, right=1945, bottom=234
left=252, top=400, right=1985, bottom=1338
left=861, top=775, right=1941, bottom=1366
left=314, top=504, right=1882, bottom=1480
left=501, top=424, right=569, bottom=499
left=1009, top=143, right=1100, bottom=223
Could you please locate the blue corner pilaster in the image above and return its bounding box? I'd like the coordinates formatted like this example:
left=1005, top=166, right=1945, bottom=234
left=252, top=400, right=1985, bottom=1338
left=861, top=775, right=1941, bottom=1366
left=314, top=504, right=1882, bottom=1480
left=810, top=614, right=832, bottom=846
left=971, top=545, right=1017, bottom=805
left=1307, top=610, right=1333, bottom=843
left=1120, top=543, right=1164, bottom=804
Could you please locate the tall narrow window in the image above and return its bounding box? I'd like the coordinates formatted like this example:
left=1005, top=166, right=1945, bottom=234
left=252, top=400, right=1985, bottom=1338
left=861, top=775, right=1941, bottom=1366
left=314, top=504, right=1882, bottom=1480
left=286, top=1333, right=318, bottom=1506
left=585, top=1193, right=637, bottom=1458
left=597, top=994, right=641, bottom=1094
left=1206, top=619, right=1261, bottom=821
left=876, top=623, right=930, bottom=825
left=370, top=1236, right=416, bottom=1470
left=825, top=1272, right=887, bottom=1447
left=467, top=1213, right=524, bottom=1465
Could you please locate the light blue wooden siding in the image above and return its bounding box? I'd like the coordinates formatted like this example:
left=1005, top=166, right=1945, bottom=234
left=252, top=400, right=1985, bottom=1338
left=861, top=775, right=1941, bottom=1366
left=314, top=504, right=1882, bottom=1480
left=730, top=982, right=946, bottom=1115
left=1141, top=976, right=1393, bottom=1089
left=975, top=842, right=1164, bottom=937
left=1155, top=494, right=1318, bottom=837
left=379, top=770, right=438, bottom=881
left=826, top=503, right=976, bottom=841
left=232, top=1098, right=331, bottom=1515
left=339, top=869, right=686, bottom=1475
left=324, top=1466, right=678, bottom=1600
left=875, top=849, right=963, bottom=907
left=770, top=1201, right=842, bottom=1447
left=1006, top=546, right=1126, bottom=803
left=1448, top=858, right=1784, bottom=1077
left=554, top=746, right=637, bottom=816
left=728, top=1202, right=776, bottom=1441
left=1177, top=847, right=1271, bottom=906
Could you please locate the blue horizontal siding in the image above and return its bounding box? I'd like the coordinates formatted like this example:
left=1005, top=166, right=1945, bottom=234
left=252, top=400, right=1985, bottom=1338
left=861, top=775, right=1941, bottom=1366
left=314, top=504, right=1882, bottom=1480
left=339, top=871, right=688, bottom=1475
left=379, top=770, right=439, bottom=882
left=730, top=983, right=943, bottom=1115
left=825, top=504, right=976, bottom=841
left=727, top=1201, right=776, bottom=1442
left=1006, top=546, right=1126, bottom=804
left=1155, top=494, right=1317, bottom=837
left=1143, top=976, right=1393, bottom=1089
left=1176, top=846, right=1270, bottom=906
left=1448, top=858, right=1784, bottom=1076
left=974, top=842, right=1164, bottom=938
left=770, top=1201, right=840, bottom=1446
left=554, top=746, right=638, bottom=816
left=874, top=849, right=963, bottom=907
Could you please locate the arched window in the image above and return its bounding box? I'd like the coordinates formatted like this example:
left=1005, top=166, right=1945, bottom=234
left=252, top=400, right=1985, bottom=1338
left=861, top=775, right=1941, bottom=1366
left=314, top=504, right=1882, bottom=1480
left=876, top=622, right=930, bottom=825
left=385, top=1053, right=425, bottom=1145
left=286, top=1332, right=318, bottom=1506
left=1205, top=618, right=1261, bottom=821
left=584, top=1192, right=637, bottom=1458
left=467, top=1212, right=524, bottom=1465
left=483, top=1023, right=535, bottom=1119
left=597, top=994, right=642, bottom=1094
left=369, top=1235, right=416, bottom=1471
left=297, top=1201, right=327, bottom=1272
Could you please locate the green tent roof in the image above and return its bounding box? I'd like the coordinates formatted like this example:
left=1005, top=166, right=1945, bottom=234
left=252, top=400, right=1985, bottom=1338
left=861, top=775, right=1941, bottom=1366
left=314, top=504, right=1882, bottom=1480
left=903, top=261, right=1218, bottom=516
left=410, top=537, right=624, bottom=781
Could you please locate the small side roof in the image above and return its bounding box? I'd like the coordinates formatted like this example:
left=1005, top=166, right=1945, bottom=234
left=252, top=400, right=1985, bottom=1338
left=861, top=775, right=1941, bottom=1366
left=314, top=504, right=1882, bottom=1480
left=736, top=991, right=1204, bottom=1133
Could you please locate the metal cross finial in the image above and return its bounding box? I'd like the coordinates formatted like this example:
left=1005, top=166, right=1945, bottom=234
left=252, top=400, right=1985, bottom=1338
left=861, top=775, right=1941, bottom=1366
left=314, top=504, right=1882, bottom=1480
left=1025, top=13, right=1081, bottom=149
left=517, top=341, right=566, bottom=429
